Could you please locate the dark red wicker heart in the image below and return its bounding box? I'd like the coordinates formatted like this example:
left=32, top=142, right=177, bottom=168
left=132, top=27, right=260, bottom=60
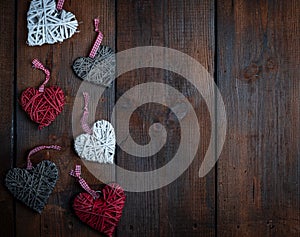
left=20, top=86, right=65, bottom=129
left=73, top=183, right=125, bottom=237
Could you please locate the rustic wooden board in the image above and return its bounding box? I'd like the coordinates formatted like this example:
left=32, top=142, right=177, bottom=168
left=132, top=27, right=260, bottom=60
left=162, top=0, right=215, bottom=236
left=217, top=0, right=300, bottom=236
left=116, top=0, right=215, bottom=236
left=1, top=0, right=299, bottom=236
left=0, top=0, right=15, bottom=236
left=115, top=1, right=168, bottom=236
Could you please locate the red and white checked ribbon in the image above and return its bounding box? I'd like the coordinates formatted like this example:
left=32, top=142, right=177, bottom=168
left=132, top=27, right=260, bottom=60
left=89, top=18, right=103, bottom=58
left=80, top=92, right=93, bottom=134
left=69, top=165, right=100, bottom=199
left=32, top=59, right=50, bottom=93
left=56, top=0, right=65, bottom=10
left=27, top=145, right=61, bottom=170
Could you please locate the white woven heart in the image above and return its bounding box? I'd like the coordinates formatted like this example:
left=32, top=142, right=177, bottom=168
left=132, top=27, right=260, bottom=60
left=74, top=120, right=116, bottom=164
left=27, top=0, right=78, bottom=46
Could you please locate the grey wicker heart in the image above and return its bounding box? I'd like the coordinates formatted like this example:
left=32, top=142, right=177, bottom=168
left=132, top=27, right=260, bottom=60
left=27, top=0, right=78, bottom=46
left=5, top=160, right=58, bottom=213
left=74, top=120, right=116, bottom=164
left=72, top=45, right=116, bottom=87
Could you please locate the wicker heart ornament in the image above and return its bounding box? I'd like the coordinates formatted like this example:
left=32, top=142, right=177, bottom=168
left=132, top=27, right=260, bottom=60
left=72, top=18, right=115, bottom=87
left=70, top=166, right=125, bottom=237
left=5, top=145, right=60, bottom=213
left=21, top=86, right=65, bottom=129
left=74, top=120, right=116, bottom=164
left=74, top=93, right=116, bottom=164
left=72, top=45, right=115, bottom=87
left=73, top=185, right=125, bottom=237
left=27, top=0, right=78, bottom=46
left=20, top=59, right=65, bottom=130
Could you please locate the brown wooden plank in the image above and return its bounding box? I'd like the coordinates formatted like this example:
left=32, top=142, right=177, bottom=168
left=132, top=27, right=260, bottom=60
left=116, top=0, right=215, bottom=236
left=217, top=0, right=300, bottom=236
left=162, top=0, right=215, bottom=236
left=116, top=1, right=166, bottom=236
left=15, top=0, right=115, bottom=236
left=0, top=0, right=16, bottom=236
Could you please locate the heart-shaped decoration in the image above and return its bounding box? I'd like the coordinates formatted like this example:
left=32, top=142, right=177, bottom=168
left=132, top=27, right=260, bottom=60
left=27, top=0, right=78, bottom=46
left=20, top=86, right=65, bottom=130
left=73, top=183, right=125, bottom=236
left=74, top=120, right=116, bottom=164
left=72, top=45, right=116, bottom=87
left=5, top=160, right=59, bottom=213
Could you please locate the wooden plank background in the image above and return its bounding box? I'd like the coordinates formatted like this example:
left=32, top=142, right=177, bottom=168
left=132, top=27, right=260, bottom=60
left=0, top=0, right=299, bottom=236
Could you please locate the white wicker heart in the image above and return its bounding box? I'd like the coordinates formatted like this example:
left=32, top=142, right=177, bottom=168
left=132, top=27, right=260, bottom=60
left=74, top=120, right=116, bottom=164
left=27, top=0, right=78, bottom=46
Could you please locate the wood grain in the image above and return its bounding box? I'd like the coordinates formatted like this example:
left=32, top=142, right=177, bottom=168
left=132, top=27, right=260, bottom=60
left=0, top=0, right=299, bottom=236
left=116, top=0, right=215, bottom=236
left=0, top=0, right=15, bottom=236
left=116, top=1, right=166, bottom=236
left=217, top=0, right=300, bottom=236
left=161, top=0, right=215, bottom=236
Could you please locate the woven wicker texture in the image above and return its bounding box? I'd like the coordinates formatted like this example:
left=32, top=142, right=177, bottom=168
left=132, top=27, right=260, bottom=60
left=5, top=160, right=59, bottom=213
left=27, top=0, right=78, bottom=46
left=72, top=45, right=116, bottom=87
left=20, top=86, right=65, bottom=130
left=74, top=120, right=116, bottom=164
left=73, top=183, right=125, bottom=237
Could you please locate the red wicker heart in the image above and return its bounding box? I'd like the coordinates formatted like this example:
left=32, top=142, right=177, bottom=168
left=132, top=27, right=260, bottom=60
left=73, top=183, right=125, bottom=237
left=20, top=86, right=65, bottom=130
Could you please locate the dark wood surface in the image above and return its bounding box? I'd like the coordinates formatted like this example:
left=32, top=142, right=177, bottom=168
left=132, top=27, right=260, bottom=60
left=0, top=0, right=299, bottom=236
left=217, top=1, right=300, bottom=236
